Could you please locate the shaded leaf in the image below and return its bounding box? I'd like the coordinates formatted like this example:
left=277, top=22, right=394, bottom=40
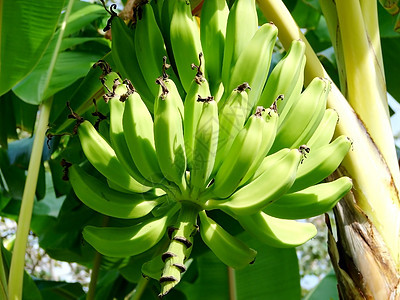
left=1, top=242, right=43, bottom=300
left=93, top=270, right=135, bottom=300
left=382, top=37, right=400, bottom=102
left=179, top=251, right=230, bottom=300
left=35, top=280, right=85, bottom=300
left=0, top=91, right=18, bottom=148
left=12, top=92, right=38, bottom=133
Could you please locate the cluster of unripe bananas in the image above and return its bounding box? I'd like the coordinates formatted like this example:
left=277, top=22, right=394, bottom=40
left=66, top=0, right=352, bottom=296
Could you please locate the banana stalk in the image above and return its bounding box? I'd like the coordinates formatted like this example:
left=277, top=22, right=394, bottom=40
left=257, top=0, right=400, bottom=297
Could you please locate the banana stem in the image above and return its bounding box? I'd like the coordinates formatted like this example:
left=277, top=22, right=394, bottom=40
left=7, top=97, right=53, bottom=300
left=159, top=202, right=200, bottom=297
left=360, top=0, right=385, bottom=79
left=228, top=266, right=237, bottom=300
left=319, top=0, right=347, bottom=95
left=335, top=0, right=398, bottom=180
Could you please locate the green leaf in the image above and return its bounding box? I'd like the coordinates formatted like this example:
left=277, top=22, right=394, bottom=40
left=235, top=234, right=301, bottom=300
left=11, top=1, right=108, bottom=105
left=64, top=1, right=106, bottom=37
left=378, top=3, right=400, bottom=38
left=60, top=37, right=110, bottom=51
left=13, top=50, right=102, bottom=105
left=304, top=270, right=339, bottom=300
left=291, top=0, right=321, bottom=29
left=0, top=0, right=65, bottom=96
left=179, top=233, right=301, bottom=300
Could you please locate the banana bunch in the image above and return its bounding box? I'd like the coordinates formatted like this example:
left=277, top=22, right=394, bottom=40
left=66, top=0, right=353, bottom=296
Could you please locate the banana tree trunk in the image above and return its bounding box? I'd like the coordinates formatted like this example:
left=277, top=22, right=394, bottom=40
left=257, top=0, right=400, bottom=298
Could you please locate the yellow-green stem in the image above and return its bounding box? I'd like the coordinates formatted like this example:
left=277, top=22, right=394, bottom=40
left=319, top=0, right=347, bottom=95
left=0, top=242, right=8, bottom=299
left=86, top=216, right=109, bottom=300
left=360, top=0, right=385, bottom=80
left=7, top=97, right=53, bottom=300
left=228, top=266, right=237, bottom=300
left=335, top=0, right=397, bottom=181
left=159, top=202, right=200, bottom=296
left=86, top=252, right=102, bottom=300
left=130, top=276, right=149, bottom=300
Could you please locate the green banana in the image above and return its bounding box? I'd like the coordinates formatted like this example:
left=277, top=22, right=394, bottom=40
left=154, top=77, right=187, bottom=190
left=200, top=0, right=229, bottom=94
left=108, top=93, right=153, bottom=188
left=135, top=2, right=183, bottom=98
left=183, top=55, right=211, bottom=169
left=306, top=108, right=339, bottom=150
left=239, top=106, right=279, bottom=186
left=68, top=164, right=163, bottom=219
left=123, top=91, right=166, bottom=185
left=270, top=77, right=331, bottom=153
left=160, top=0, right=178, bottom=76
left=83, top=205, right=179, bottom=258
left=206, top=148, right=303, bottom=215
left=102, top=73, right=153, bottom=188
left=236, top=211, right=317, bottom=248
left=198, top=211, right=257, bottom=269
left=211, top=111, right=265, bottom=199
left=150, top=0, right=164, bottom=27
left=256, top=39, right=306, bottom=110
left=135, top=2, right=169, bottom=97
left=289, top=135, right=352, bottom=192
left=170, top=0, right=204, bottom=92
left=264, top=177, right=353, bottom=219
left=227, top=22, right=278, bottom=110
left=77, top=120, right=147, bottom=193
left=276, top=60, right=306, bottom=119
left=213, top=83, right=251, bottom=173
left=250, top=148, right=291, bottom=181
left=190, top=97, right=219, bottom=195
left=290, top=82, right=331, bottom=149
left=221, top=0, right=258, bottom=89
left=110, top=16, right=154, bottom=109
